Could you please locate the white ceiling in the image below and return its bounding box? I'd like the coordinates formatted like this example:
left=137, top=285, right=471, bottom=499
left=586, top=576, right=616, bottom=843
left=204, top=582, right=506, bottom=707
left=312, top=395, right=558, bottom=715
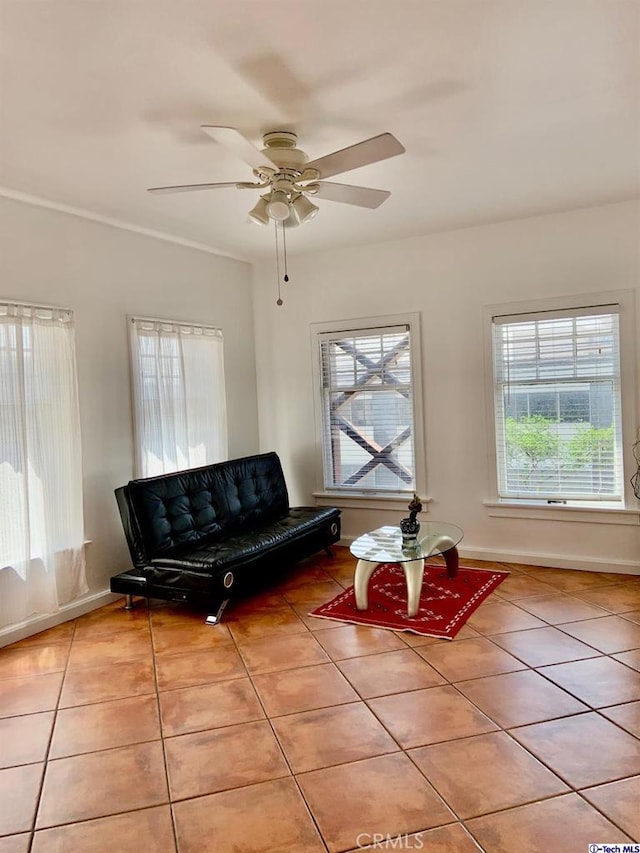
left=1, top=0, right=639, bottom=261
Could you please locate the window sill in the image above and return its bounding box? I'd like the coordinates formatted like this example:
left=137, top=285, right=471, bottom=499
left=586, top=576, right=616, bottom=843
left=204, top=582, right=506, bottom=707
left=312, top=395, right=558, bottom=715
left=483, top=500, right=640, bottom=525
left=314, top=492, right=432, bottom=512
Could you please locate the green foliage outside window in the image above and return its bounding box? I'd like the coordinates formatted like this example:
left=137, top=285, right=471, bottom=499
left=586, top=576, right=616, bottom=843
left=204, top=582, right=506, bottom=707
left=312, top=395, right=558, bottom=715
left=505, top=415, right=559, bottom=472
left=505, top=415, right=614, bottom=493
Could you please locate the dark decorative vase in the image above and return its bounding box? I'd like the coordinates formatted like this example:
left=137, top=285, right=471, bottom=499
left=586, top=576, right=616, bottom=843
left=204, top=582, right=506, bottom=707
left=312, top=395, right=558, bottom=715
left=400, top=516, right=420, bottom=547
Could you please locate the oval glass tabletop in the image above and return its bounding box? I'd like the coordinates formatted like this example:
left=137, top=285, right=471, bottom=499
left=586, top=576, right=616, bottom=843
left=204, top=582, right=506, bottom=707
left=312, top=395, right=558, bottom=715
left=350, top=523, right=463, bottom=564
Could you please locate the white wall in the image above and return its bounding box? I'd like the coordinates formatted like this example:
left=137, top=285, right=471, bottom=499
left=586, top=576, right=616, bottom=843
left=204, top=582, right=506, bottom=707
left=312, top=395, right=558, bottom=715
left=0, top=195, right=258, bottom=625
left=253, top=200, right=640, bottom=572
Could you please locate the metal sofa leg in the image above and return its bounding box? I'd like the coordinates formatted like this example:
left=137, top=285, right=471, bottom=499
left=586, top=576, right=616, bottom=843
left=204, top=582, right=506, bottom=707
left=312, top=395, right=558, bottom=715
left=324, top=547, right=334, bottom=558
left=206, top=598, right=230, bottom=626
left=124, top=594, right=136, bottom=610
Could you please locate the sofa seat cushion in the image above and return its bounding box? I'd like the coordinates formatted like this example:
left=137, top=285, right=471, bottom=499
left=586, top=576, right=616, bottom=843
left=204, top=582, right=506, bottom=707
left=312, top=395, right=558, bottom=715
left=148, top=507, right=340, bottom=574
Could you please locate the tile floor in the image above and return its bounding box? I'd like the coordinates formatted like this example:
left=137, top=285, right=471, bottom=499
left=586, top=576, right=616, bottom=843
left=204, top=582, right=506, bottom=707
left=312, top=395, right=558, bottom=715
left=1, top=547, right=640, bottom=852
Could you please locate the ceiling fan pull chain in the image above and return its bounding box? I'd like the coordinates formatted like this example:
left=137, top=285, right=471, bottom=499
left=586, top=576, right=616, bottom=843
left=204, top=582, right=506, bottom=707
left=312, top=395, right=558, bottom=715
left=275, top=221, right=283, bottom=306
left=283, top=222, right=289, bottom=283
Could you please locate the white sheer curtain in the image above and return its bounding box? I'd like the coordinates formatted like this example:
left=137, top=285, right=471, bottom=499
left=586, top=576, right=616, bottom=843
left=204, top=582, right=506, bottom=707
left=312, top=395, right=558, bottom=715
left=129, top=317, right=228, bottom=478
left=0, top=302, right=87, bottom=630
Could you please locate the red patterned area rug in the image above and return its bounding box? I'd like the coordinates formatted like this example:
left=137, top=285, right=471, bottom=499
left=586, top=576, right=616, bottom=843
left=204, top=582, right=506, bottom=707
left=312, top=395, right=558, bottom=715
left=310, top=563, right=509, bottom=640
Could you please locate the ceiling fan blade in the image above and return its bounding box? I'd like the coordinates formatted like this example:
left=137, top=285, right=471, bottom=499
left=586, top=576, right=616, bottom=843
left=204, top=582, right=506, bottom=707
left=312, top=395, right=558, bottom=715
left=147, top=182, right=241, bottom=194
left=312, top=182, right=391, bottom=209
left=200, top=125, right=276, bottom=169
left=305, top=133, right=405, bottom=180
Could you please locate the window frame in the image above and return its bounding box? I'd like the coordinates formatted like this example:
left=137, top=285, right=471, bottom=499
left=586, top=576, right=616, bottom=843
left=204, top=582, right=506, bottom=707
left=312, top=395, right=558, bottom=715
left=482, top=289, right=639, bottom=522
left=311, top=312, right=426, bottom=508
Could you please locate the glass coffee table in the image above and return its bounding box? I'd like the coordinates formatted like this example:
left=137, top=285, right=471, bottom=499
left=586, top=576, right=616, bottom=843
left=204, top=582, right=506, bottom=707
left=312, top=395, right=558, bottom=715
left=351, top=523, right=463, bottom=618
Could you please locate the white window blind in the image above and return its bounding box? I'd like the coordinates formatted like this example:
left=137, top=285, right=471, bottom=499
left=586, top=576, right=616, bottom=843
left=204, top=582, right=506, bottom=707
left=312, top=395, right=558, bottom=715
left=492, top=306, right=623, bottom=502
left=0, top=301, right=87, bottom=629
left=129, top=317, right=228, bottom=478
left=319, top=324, right=415, bottom=493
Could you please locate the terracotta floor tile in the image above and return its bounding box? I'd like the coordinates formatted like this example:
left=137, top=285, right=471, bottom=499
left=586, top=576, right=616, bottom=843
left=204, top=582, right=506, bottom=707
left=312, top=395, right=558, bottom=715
left=573, top=583, right=640, bottom=613
left=271, top=701, right=398, bottom=773
left=0, top=834, right=30, bottom=853
left=227, top=591, right=289, bottom=618
left=295, top=604, right=347, bottom=631
left=368, top=685, right=497, bottom=749
left=347, top=823, right=482, bottom=852
left=155, top=644, right=246, bottom=691
left=489, top=626, right=600, bottom=667
left=0, top=645, right=68, bottom=680
left=36, top=741, right=168, bottom=828
left=227, top=606, right=308, bottom=643
left=400, top=624, right=479, bottom=647
left=409, top=730, right=568, bottom=818
left=151, top=620, right=234, bottom=656
left=557, top=614, right=640, bottom=653
left=0, top=673, right=62, bottom=718
left=314, top=624, right=407, bottom=660
left=324, top=563, right=358, bottom=587
left=281, top=580, right=345, bottom=606
left=513, top=593, right=609, bottom=624
left=614, top=649, right=640, bottom=671
left=159, top=677, right=264, bottom=737
left=237, top=632, right=329, bottom=674
left=31, top=805, right=176, bottom=853
left=49, top=694, right=160, bottom=758
left=73, top=600, right=150, bottom=640
left=9, top=621, right=75, bottom=648
left=276, top=563, right=336, bottom=591
left=0, top=763, right=43, bottom=835
left=599, top=701, right=640, bottom=737
left=252, top=662, right=358, bottom=716
left=165, top=719, right=289, bottom=800
left=0, top=711, right=54, bottom=768
left=66, top=632, right=153, bottom=670
left=59, top=658, right=155, bottom=707
left=510, top=712, right=640, bottom=788
left=492, top=573, right=558, bottom=600
left=581, top=775, right=640, bottom=840
left=621, top=609, right=640, bottom=625
left=456, top=669, right=588, bottom=728
left=297, top=752, right=454, bottom=853
left=521, top=567, right=619, bottom=592
left=415, top=636, right=526, bottom=682
left=539, top=656, right=640, bottom=707
left=466, top=793, right=632, bottom=853
left=467, top=601, right=547, bottom=635
left=172, top=777, right=325, bottom=853
left=337, top=648, right=447, bottom=698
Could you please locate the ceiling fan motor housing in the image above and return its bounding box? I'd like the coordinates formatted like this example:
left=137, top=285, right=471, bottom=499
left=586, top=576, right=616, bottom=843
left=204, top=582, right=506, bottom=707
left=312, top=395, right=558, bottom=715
left=261, top=131, right=309, bottom=171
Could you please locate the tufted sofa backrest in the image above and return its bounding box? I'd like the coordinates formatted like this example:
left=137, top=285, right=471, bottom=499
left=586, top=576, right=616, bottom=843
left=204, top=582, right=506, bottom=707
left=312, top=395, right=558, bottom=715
left=120, top=452, right=290, bottom=558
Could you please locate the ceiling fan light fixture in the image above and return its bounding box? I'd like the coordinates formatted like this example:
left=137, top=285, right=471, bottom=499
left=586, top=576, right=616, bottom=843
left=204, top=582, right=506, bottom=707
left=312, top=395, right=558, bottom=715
left=292, top=193, right=319, bottom=223
left=266, top=190, right=291, bottom=221
left=248, top=195, right=270, bottom=226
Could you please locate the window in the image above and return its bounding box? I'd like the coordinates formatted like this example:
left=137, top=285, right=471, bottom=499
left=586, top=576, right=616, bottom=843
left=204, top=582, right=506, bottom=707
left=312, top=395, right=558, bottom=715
left=129, top=317, right=228, bottom=478
left=314, top=316, right=423, bottom=497
left=0, top=301, right=87, bottom=628
left=491, top=301, right=626, bottom=505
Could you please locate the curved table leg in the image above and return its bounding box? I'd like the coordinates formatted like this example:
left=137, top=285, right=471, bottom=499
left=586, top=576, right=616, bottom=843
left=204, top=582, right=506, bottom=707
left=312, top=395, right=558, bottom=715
left=401, top=558, right=425, bottom=618
left=354, top=559, right=380, bottom=611
left=443, top=545, right=459, bottom=578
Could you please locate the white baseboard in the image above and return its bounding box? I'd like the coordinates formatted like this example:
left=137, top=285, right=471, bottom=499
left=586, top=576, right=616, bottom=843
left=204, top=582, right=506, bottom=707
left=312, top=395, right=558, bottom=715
left=0, top=589, right=120, bottom=649
left=337, top=537, right=639, bottom=576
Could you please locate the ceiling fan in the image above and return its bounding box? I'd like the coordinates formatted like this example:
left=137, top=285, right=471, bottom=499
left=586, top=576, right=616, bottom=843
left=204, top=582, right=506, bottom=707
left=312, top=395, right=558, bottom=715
left=148, top=126, right=405, bottom=227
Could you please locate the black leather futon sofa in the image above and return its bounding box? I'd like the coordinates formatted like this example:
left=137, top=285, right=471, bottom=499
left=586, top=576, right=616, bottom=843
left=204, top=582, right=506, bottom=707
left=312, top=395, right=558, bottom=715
left=110, top=452, right=341, bottom=622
